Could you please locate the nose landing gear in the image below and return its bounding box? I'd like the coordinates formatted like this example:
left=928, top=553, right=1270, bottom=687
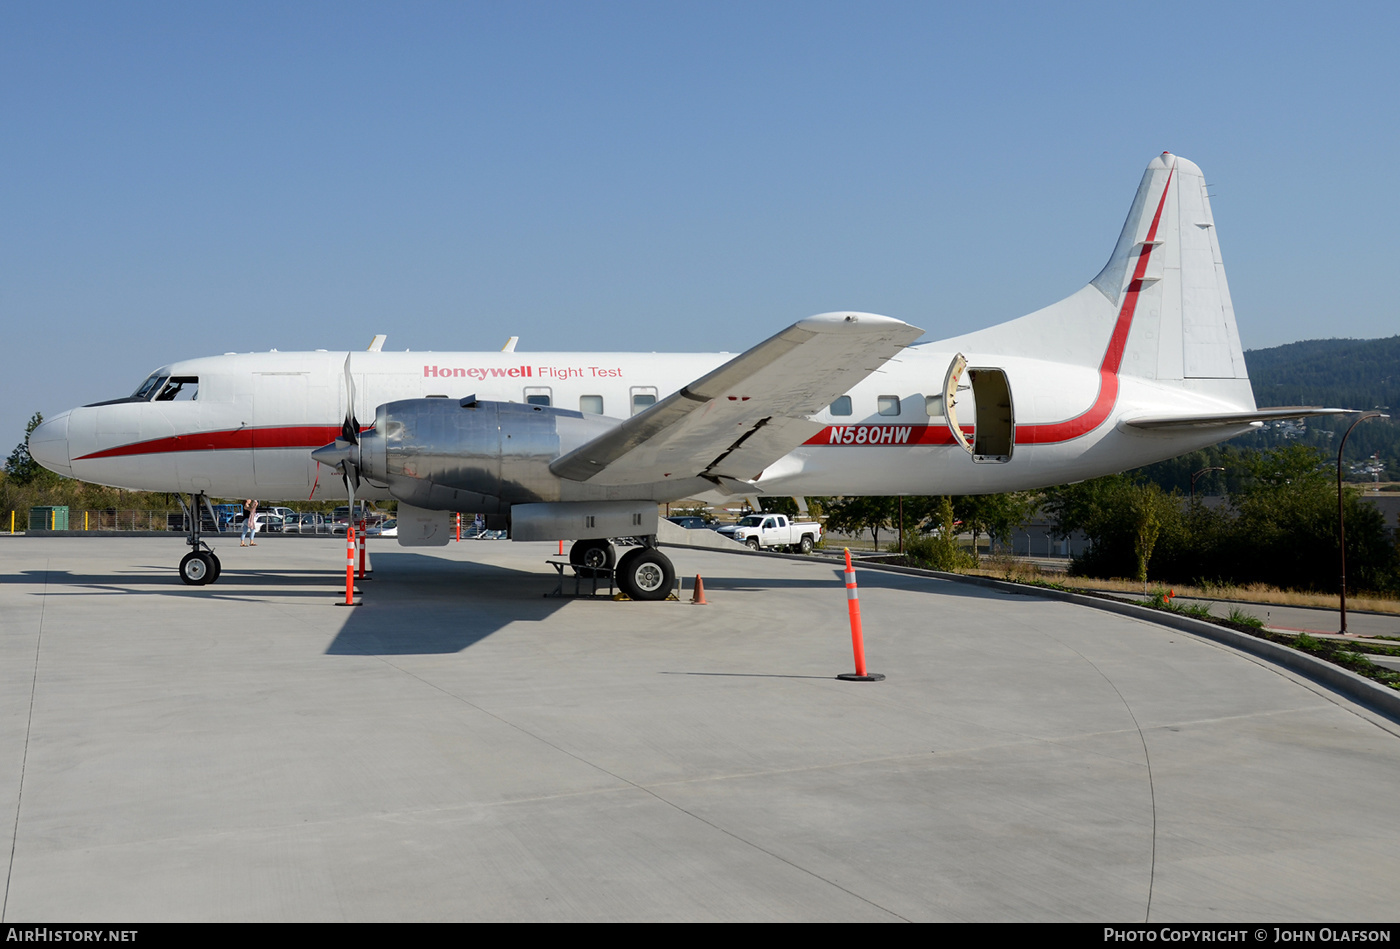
left=177, top=492, right=222, bottom=585
left=179, top=550, right=220, bottom=585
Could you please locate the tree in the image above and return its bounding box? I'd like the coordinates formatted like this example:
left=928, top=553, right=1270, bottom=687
left=823, top=496, right=899, bottom=549
left=1046, top=446, right=1400, bottom=593
left=5, top=413, right=57, bottom=487
left=756, top=496, right=799, bottom=518
left=903, top=496, right=973, bottom=571
left=1044, top=476, right=1184, bottom=582
left=954, top=492, right=1039, bottom=561
left=1126, top=484, right=1177, bottom=583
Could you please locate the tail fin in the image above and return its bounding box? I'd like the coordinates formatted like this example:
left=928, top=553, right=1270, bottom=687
left=944, top=152, right=1254, bottom=409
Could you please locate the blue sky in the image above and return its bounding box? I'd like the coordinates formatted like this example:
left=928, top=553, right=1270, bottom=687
left=3, top=1, right=1396, bottom=447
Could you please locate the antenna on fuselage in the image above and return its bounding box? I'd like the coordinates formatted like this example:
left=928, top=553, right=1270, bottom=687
left=501, top=336, right=519, bottom=353
left=367, top=335, right=387, bottom=352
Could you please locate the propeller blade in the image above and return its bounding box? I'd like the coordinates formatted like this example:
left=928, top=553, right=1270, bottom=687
left=342, top=354, right=360, bottom=444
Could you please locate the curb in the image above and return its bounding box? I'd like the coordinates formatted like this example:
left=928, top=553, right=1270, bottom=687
left=707, top=544, right=1400, bottom=723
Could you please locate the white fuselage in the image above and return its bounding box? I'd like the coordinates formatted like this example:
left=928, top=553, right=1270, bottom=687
left=34, top=342, right=1255, bottom=506
left=31, top=155, right=1276, bottom=509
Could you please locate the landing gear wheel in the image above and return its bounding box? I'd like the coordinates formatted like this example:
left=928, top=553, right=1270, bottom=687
left=207, top=553, right=222, bottom=583
left=615, top=548, right=675, bottom=601
left=746, top=538, right=760, bottom=551
left=569, top=539, right=614, bottom=577
left=798, top=535, right=814, bottom=555
left=180, top=551, right=214, bottom=585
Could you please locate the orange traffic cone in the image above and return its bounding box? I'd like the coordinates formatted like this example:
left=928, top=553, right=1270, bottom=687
left=691, top=575, right=708, bottom=605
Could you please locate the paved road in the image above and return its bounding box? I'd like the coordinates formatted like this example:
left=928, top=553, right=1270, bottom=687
left=3, top=537, right=1399, bottom=922
left=1085, top=589, right=1400, bottom=640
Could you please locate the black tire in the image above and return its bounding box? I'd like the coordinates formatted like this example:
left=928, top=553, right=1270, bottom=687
left=746, top=538, right=760, bottom=551
left=179, top=551, right=214, bottom=585
left=615, top=548, right=675, bottom=602
left=569, top=539, right=614, bottom=577
left=208, top=553, right=222, bottom=583
left=798, top=534, right=814, bottom=555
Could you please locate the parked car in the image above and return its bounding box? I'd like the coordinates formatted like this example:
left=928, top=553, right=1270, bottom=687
left=167, top=512, right=222, bottom=533
left=715, top=514, right=823, bottom=553
left=364, top=519, right=398, bottom=537
left=666, top=515, right=718, bottom=530
left=332, top=504, right=386, bottom=526
left=230, top=513, right=285, bottom=533
left=284, top=512, right=330, bottom=534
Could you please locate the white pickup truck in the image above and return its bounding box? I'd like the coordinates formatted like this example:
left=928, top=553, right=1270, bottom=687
left=716, top=514, right=823, bottom=554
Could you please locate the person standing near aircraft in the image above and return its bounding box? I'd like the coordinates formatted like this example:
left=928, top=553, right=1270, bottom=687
left=240, top=498, right=259, bottom=546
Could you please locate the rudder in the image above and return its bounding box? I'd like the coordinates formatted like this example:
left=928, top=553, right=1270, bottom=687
left=946, top=152, right=1251, bottom=399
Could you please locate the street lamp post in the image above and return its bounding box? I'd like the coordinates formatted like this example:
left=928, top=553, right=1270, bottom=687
left=1337, top=411, right=1389, bottom=634
left=1190, top=466, right=1226, bottom=504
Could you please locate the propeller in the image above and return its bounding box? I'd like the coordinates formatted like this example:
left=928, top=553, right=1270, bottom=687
left=312, top=354, right=367, bottom=603
left=311, top=354, right=363, bottom=512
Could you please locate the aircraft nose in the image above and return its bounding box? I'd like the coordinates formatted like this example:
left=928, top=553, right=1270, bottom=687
left=28, top=411, right=73, bottom=477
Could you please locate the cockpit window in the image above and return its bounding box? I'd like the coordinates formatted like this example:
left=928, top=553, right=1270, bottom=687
left=132, top=374, right=168, bottom=401
left=155, top=376, right=198, bottom=401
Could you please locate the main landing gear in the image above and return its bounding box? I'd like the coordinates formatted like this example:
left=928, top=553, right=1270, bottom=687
left=177, top=492, right=222, bottom=586
left=567, top=537, right=675, bottom=601
left=568, top=539, right=614, bottom=577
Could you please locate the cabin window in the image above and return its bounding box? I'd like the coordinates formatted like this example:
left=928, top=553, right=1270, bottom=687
left=829, top=396, right=852, bottom=417
left=526, top=394, right=551, bottom=406
left=877, top=395, right=901, bottom=417
left=155, top=376, right=199, bottom=401
left=523, top=385, right=553, bottom=407
left=925, top=395, right=943, bottom=417
left=580, top=395, right=604, bottom=414
left=630, top=387, right=658, bottom=416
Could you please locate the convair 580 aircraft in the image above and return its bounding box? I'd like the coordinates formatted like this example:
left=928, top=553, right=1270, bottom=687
left=29, top=153, right=1336, bottom=599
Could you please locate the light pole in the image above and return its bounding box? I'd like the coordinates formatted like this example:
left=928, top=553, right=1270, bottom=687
left=1190, top=466, right=1226, bottom=504
left=1337, top=411, right=1388, bottom=634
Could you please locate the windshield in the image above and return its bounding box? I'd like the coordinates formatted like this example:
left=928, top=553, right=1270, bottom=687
left=132, top=374, right=168, bottom=401
left=736, top=516, right=765, bottom=527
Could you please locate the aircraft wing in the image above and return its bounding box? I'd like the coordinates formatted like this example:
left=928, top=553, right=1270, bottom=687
left=1123, top=407, right=1352, bottom=430
left=550, top=312, right=924, bottom=487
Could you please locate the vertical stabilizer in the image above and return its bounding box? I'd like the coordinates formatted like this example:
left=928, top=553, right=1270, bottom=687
left=1093, top=153, right=1247, bottom=383
left=943, top=153, right=1252, bottom=407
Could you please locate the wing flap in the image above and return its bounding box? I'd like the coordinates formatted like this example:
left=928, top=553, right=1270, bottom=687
left=550, top=312, right=923, bottom=486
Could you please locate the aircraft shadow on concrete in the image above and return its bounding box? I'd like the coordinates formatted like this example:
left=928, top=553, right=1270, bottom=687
left=4, top=553, right=571, bottom=654
left=324, top=551, right=577, bottom=656
left=2, top=565, right=367, bottom=604
left=323, top=556, right=1027, bottom=656
left=698, top=567, right=1028, bottom=602
left=6, top=550, right=1025, bottom=655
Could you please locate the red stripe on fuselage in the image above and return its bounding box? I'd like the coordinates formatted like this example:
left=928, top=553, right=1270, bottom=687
left=80, top=177, right=1177, bottom=470
left=75, top=425, right=345, bottom=461
left=802, top=425, right=968, bottom=447
left=1015, top=163, right=1175, bottom=445
left=802, top=166, right=1175, bottom=452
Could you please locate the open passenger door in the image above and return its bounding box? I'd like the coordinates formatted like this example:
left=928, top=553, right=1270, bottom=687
left=943, top=353, right=1014, bottom=463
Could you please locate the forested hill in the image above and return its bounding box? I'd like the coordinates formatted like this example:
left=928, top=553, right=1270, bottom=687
left=1246, top=336, right=1400, bottom=411
left=1135, top=334, right=1400, bottom=491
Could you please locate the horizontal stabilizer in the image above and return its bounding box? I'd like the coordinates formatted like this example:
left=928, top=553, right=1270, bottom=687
left=1123, top=407, right=1351, bottom=431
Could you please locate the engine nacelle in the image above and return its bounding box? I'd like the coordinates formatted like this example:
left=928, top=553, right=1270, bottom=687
left=357, top=398, right=621, bottom=512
